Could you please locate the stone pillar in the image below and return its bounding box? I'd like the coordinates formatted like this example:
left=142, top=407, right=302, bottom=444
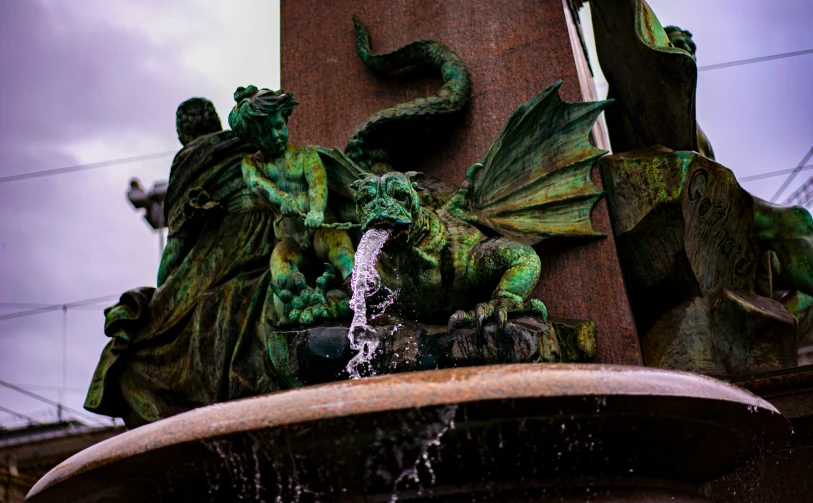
left=281, top=0, right=641, bottom=365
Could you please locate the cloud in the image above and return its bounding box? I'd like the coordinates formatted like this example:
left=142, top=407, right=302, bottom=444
left=0, top=0, right=279, bottom=425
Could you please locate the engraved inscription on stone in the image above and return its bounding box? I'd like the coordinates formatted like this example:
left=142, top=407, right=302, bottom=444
left=682, top=165, right=757, bottom=293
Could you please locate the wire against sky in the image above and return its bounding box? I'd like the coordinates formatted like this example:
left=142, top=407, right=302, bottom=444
left=3, top=383, right=88, bottom=394
left=0, top=47, right=808, bottom=187
left=0, top=294, right=120, bottom=322
left=0, top=150, right=176, bottom=184
left=698, top=48, right=813, bottom=72
left=0, top=405, right=43, bottom=425
left=0, top=379, right=109, bottom=426
left=771, top=147, right=813, bottom=202
left=594, top=47, right=813, bottom=87
left=740, top=164, right=813, bottom=183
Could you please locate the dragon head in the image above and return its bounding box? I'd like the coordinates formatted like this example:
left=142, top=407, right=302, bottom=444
left=353, top=171, right=424, bottom=249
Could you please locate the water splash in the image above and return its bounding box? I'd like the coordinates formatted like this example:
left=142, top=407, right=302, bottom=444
left=346, top=228, right=395, bottom=379
left=388, top=405, right=458, bottom=502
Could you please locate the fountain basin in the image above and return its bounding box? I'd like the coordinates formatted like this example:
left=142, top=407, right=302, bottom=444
left=27, top=364, right=789, bottom=502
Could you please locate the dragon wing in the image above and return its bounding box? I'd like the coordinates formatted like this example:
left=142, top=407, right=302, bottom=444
left=314, top=146, right=370, bottom=199
left=314, top=146, right=371, bottom=223
left=456, top=81, right=611, bottom=245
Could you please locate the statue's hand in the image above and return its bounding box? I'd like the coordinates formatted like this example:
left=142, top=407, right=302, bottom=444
left=279, top=195, right=301, bottom=217
left=304, top=210, right=324, bottom=228
left=447, top=295, right=547, bottom=335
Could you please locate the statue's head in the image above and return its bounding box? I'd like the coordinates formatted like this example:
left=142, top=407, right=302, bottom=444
left=176, top=98, right=222, bottom=146
left=228, top=85, right=298, bottom=158
left=353, top=171, right=424, bottom=249
left=664, top=26, right=696, bottom=61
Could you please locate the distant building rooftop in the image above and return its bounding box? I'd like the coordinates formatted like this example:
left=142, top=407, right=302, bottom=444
left=0, top=420, right=123, bottom=503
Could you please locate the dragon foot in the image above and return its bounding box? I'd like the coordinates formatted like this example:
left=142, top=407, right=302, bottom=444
left=448, top=297, right=547, bottom=335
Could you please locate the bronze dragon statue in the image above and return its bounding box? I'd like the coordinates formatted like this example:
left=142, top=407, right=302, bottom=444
left=273, top=17, right=612, bottom=333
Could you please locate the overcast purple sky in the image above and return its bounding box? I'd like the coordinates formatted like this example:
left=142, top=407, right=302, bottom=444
left=0, top=0, right=279, bottom=427
left=0, top=0, right=811, bottom=427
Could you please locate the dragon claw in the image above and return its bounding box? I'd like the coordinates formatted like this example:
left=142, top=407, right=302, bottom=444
left=448, top=309, right=471, bottom=334
left=475, top=303, right=489, bottom=335
left=496, top=299, right=509, bottom=334
left=446, top=297, right=546, bottom=335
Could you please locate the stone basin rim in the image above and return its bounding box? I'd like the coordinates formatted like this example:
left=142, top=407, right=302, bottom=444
left=27, top=363, right=781, bottom=501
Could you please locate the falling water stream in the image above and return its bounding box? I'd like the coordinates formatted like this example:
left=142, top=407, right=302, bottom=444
left=346, top=228, right=396, bottom=379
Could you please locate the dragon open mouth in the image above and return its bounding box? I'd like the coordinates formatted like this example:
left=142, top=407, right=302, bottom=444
left=384, top=222, right=411, bottom=249
left=365, top=218, right=412, bottom=249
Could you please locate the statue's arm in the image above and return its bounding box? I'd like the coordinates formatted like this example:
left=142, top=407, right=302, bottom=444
left=241, top=157, right=297, bottom=214
left=303, top=149, right=328, bottom=227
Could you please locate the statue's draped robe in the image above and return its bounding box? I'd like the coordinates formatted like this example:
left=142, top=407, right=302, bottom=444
left=85, top=131, right=282, bottom=427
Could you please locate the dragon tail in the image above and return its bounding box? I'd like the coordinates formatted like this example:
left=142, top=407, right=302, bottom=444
left=345, top=16, right=470, bottom=169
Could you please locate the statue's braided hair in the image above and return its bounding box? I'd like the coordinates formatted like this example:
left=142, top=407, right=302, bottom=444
left=176, top=97, right=222, bottom=146
left=228, top=85, right=298, bottom=139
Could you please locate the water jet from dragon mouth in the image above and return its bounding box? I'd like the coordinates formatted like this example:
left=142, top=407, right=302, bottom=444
left=346, top=227, right=396, bottom=379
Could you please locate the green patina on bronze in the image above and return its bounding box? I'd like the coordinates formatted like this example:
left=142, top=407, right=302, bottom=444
left=601, top=147, right=813, bottom=374
left=228, top=86, right=356, bottom=324
left=591, top=0, right=813, bottom=375
left=347, top=82, right=609, bottom=331
left=85, top=17, right=606, bottom=427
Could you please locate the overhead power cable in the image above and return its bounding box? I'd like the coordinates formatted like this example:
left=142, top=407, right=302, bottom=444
left=771, top=146, right=813, bottom=202
left=698, top=48, right=813, bottom=72
left=3, top=383, right=87, bottom=394
left=0, top=405, right=42, bottom=425
left=740, top=164, right=813, bottom=182
left=0, top=379, right=108, bottom=426
left=0, top=150, right=175, bottom=184
left=784, top=175, right=813, bottom=207
left=593, top=47, right=813, bottom=88
left=0, top=294, right=120, bottom=322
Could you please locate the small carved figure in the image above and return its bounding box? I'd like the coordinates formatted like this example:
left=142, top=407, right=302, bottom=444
left=229, top=86, right=356, bottom=323
left=127, top=178, right=167, bottom=230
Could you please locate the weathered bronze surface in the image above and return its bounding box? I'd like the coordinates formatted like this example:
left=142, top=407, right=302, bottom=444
left=591, top=0, right=699, bottom=155
left=591, top=0, right=813, bottom=377
left=32, top=365, right=789, bottom=502
left=335, top=82, right=609, bottom=331
left=282, top=0, right=641, bottom=366
left=601, top=147, right=813, bottom=375
left=85, top=13, right=629, bottom=427
left=229, top=85, right=356, bottom=324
